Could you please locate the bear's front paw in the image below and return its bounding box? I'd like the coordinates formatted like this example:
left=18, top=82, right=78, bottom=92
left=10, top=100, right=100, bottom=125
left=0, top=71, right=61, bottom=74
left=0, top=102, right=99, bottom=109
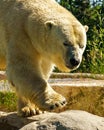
left=18, top=106, right=42, bottom=117
left=39, top=92, right=67, bottom=111
left=46, top=93, right=67, bottom=111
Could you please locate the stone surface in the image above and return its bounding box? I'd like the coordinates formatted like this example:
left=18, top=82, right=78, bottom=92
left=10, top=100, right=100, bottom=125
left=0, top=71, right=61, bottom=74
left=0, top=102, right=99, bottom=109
left=0, top=110, right=104, bottom=130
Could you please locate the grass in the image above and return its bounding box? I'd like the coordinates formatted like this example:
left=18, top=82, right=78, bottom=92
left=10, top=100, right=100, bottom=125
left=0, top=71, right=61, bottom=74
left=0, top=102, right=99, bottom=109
left=0, top=92, right=17, bottom=112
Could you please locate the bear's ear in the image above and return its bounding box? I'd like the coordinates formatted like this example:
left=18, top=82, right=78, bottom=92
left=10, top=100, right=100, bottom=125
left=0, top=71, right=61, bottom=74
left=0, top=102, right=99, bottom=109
left=84, top=25, right=89, bottom=32
left=45, top=21, right=56, bottom=30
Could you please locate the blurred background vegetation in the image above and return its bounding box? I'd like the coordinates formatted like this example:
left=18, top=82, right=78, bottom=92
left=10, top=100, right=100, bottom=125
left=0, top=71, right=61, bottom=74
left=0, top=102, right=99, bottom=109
left=56, top=0, right=104, bottom=74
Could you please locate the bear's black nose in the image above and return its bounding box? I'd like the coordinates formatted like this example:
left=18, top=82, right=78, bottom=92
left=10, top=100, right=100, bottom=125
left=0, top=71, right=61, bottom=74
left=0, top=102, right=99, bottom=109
left=70, top=58, right=80, bottom=66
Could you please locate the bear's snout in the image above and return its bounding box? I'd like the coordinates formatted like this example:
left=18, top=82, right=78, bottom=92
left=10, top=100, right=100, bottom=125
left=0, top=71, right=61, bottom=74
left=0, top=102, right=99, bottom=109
left=65, top=48, right=81, bottom=70
left=66, top=56, right=81, bottom=70
left=70, top=58, right=80, bottom=67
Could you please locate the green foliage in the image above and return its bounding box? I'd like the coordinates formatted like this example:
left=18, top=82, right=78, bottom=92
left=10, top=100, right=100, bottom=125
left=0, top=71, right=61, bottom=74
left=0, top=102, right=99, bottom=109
left=0, top=92, right=17, bottom=111
left=57, top=0, right=104, bottom=74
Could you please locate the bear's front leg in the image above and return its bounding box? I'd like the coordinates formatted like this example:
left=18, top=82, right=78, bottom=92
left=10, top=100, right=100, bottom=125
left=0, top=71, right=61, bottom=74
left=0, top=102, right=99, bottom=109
left=6, top=40, right=66, bottom=117
left=7, top=62, right=66, bottom=116
left=16, top=75, right=66, bottom=115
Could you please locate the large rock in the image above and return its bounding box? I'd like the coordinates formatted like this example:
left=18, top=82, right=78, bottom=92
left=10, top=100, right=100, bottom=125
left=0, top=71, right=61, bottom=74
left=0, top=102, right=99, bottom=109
left=0, top=110, right=104, bottom=130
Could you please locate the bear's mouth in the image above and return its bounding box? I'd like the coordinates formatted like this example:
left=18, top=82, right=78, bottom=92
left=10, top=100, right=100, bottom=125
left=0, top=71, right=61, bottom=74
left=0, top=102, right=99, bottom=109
left=66, top=63, right=80, bottom=71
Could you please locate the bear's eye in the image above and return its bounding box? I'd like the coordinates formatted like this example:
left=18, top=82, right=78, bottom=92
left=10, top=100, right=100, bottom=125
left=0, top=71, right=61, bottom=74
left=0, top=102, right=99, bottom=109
left=79, top=44, right=84, bottom=49
left=63, top=41, right=70, bottom=47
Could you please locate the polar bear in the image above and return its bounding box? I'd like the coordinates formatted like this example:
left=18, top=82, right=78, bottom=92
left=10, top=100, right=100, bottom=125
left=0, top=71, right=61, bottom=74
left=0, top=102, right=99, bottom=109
left=0, top=0, right=88, bottom=116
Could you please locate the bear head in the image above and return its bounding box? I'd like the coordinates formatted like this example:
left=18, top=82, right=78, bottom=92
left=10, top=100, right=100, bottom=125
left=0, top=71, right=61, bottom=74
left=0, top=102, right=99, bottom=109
left=44, top=18, right=88, bottom=72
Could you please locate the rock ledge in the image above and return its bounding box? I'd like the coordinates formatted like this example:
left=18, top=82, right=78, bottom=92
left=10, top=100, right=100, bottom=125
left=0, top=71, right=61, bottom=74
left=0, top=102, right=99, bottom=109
left=0, top=110, right=104, bottom=130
